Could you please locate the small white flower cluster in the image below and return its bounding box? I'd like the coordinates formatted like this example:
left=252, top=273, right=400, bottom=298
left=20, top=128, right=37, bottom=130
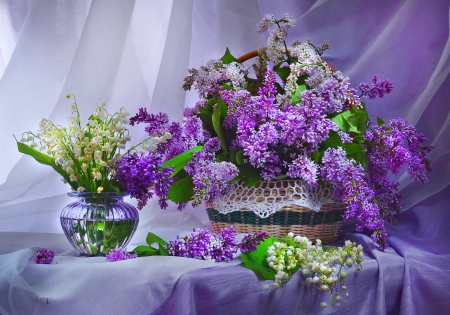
left=265, top=233, right=364, bottom=308
left=285, top=41, right=323, bottom=94
left=258, top=13, right=296, bottom=63
left=20, top=94, right=132, bottom=193
left=131, top=132, right=171, bottom=152
left=193, top=60, right=248, bottom=99
left=224, top=62, right=248, bottom=91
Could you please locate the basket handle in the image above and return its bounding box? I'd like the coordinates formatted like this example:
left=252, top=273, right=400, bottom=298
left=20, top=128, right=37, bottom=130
left=237, top=46, right=337, bottom=72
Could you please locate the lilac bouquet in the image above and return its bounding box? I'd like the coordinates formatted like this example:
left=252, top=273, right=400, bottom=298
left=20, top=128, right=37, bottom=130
left=117, top=14, right=432, bottom=250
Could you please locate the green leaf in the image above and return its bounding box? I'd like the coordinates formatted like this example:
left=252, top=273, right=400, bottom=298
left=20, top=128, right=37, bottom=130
left=322, top=130, right=343, bottom=148
left=310, top=150, right=324, bottom=163
left=222, top=82, right=233, bottom=91
left=274, top=66, right=291, bottom=82
left=16, top=141, right=76, bottom=189
left=163, top=146, right=203, bottom=177
left=198, top=108, right=214, bottom=135
left=296, top=73, right=309, bottom=86
left=339, top=144, right=369, bottom=168
left=237, top=163, right=260, bottom=187
left=205, top=98, right=217, bottom=111
left=292, top=84, right=307, bottom=105
left=358, top=153, right=369, bottom=168
left=168, top=175, right=195, bottom=202
left=274, top=82, right=285, bottom=95
left=131, top=245, right=160, bottom=257
left=212, top=107, right=228, bottom=153
left=241, top=237, right=276, bottom=280
left=235, top=150, right=245, bottom=165
left=331, top=110, right=359, bottom=133
left=376, top=115, right=385, bottom=127
left=228, top=148, right=239, bottom=164
left=341, top=143, right=367, bottom=155
left=351, top=104, right=369, bottom=133
left=146, top=232, right=167, bottom=247
left=217, top=95, right=228, bottom=118
left=159, top=243, right=169, bottom=256
left=221, top=47, right=239, bottom=64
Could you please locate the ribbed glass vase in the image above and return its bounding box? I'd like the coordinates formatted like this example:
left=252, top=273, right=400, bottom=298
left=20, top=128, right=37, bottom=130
left=60, top=192, right=139, bottom=256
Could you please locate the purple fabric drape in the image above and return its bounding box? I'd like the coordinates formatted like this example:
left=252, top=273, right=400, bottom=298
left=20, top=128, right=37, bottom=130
left=154, top=185, right=450, bottom=315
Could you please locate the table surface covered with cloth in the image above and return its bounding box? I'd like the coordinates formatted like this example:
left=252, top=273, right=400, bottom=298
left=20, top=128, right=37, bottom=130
left=1, top=185, right=449, bottom=314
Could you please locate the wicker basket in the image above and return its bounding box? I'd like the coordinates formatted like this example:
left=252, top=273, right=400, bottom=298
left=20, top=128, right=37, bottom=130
left=207, top=181, right=345, bottom=244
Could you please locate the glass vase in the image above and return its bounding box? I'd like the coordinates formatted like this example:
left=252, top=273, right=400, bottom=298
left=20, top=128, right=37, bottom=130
left=60, top=192, right=139, bottom=256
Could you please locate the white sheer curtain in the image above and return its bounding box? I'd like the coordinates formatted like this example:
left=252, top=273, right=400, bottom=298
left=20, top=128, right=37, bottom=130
left=1, top=0, right=449, bottom=237
left=0, top=0, right=266, bottom=237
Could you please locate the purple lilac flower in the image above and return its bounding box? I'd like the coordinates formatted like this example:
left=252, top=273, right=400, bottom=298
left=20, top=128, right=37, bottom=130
left=239, top=231, right=270, bottom=253
left=106, top=248, right=138, bottom=262
left=221, top=89, right=253, bottom=129
left=34, top=248, right=55, bottom=264
left=191, top=161, right=239, bottom=206
left=338, top=131, right=353, bottom=143
left=320, top=147, right=389, bottom=250
left=151, top=114, right=206, bottom=161
left=115, top=151, right=174, bottom=210
left=315, top=40, right=330, bottom=55
left=165, top=227, right=238, bottom=262
left=359, top=76, right=394, bottom=99
left=129, top=109, right=169, bottom=135
left=280, top=90, right=339, bottom=154
left=364, top=118, right=433, bottom=182
left=181, top=137, right=238, bottom=206
left=287, top=154, right=319, bottom=185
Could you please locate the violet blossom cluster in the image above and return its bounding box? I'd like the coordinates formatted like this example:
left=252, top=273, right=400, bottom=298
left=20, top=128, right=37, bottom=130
left=129, top=107, right=205, bottom=160
left=106, top=248, right=138, bottom=262
left=221, top=68, right=358, bottom=182
left=320, top=115, right=434, bottom=250
left=182, top=59, right=248, bottom=99
left=117, top=106, right=239, bottom=209
left=320, top=147, right=389, bottom=248
left=359, top=76, right=394, bottom=99
left=34, top=248, right=55, bottom=264
left=115, top=151, right=174, bottom=210
left=364, top=118, right=433, bottom=226
left=238, top=231, right=270, bottom=253
left=165, top=227, right=238, bottom=262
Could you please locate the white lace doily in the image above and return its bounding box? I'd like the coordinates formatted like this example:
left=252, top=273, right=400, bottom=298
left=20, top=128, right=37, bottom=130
left=211, top=180, right=338, bottom=218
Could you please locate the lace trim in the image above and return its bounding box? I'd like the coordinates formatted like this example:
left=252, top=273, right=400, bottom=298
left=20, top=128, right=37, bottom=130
left=211, top=180, right=339, bottom=218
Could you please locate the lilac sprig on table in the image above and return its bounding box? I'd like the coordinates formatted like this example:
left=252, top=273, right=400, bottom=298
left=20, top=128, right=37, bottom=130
left=239, top=231, right=270, bottom=253
left=34, top=248, right=55, bottom=264
left=105, top=248, right=138, bottom=262
left=131, top=228, right=270, bottom=261
left=165, top=227, right=238, bottom=262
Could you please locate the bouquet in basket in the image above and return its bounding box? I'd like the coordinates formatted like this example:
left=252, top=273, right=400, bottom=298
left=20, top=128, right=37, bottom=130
left=117, top=14, right=433, bottom=250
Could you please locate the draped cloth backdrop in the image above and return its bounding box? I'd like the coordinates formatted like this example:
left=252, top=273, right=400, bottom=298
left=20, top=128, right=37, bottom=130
left=0, top=0, right=449, bottom=314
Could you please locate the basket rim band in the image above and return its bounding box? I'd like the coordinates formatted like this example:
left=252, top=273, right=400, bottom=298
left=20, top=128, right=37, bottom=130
left=206, top=208, right=345, bottom=226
